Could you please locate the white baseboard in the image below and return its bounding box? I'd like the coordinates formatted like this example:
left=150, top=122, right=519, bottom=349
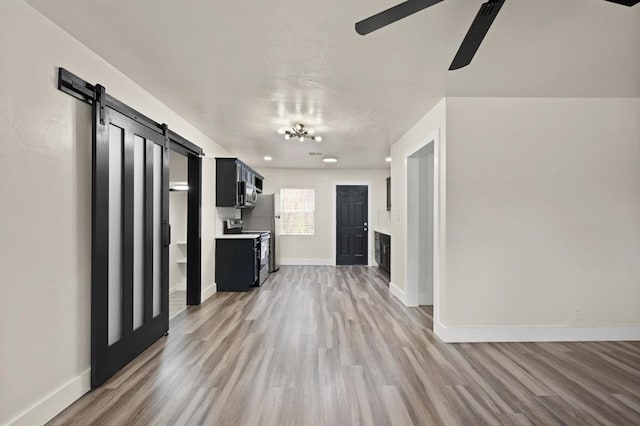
left=386, top=286, right=640, bottom=343
left=280, top=258, right=334, bottom=266
left=201, top=282, right=217, bottom=303
left=434, top=321, right=640, bottom=343
left=7, top=369, right=90, bottom=426
left=389, top=282, right=407, bottom=305
left=170, top=282, right=186, bottom=293
left=7, top=283, right=217, bottom=426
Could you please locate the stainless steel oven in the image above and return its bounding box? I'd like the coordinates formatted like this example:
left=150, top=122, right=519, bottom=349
left=257, top=233, right=270, bottom=285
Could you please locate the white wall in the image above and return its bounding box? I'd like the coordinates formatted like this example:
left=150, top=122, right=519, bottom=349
left=444, top=97, right=640, bottom=329
left=391, top=96, right=640, bottom=341
left=257, top=168, right=389, bottom=266
left=0, top=2, right=230, bottom=424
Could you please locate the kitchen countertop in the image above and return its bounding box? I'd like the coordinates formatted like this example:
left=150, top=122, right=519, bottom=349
left=216, top=234, right=262, bottom=239
left=374, top=229, right=391, bottom=236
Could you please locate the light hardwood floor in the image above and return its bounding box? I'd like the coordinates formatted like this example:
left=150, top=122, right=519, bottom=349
left=50, top=266, right=640, bottom=425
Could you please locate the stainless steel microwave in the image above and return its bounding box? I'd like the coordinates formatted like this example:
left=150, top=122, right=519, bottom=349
left=236, top=181, right=258, bottom=208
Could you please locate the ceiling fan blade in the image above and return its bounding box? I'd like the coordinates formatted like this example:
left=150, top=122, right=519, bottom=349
left=602, top=0, right=640, bottom=5
left=449, top=0, right=505, bottom=71
left=355, top=0, right=446, bottom=35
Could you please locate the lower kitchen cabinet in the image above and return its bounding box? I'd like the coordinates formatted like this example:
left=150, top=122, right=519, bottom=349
left=215, top=237, right=259, bottom=291
left=374, top=231, right=391, bottom=274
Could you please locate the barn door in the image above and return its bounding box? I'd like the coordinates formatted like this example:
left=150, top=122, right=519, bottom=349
left=91, top=86, right=170, bottom=388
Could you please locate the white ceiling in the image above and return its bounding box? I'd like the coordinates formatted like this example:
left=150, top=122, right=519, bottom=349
left=27, top=0, right=640, bottom=169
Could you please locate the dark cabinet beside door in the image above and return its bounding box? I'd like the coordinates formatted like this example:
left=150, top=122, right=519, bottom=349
left=375, top=231, right=391, bottom=274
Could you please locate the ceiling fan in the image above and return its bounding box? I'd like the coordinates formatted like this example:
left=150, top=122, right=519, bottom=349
left=355, top=0, right=640, bottom=70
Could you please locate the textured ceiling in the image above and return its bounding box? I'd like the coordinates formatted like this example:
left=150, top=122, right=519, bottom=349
left=26, top=0, right=640, bottom=169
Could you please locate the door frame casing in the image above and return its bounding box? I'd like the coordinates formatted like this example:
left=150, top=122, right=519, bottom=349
left=403, top=129, right=442, bottom=328
left=186, top=153, right=202, bottom=305
left=332, top=182, right=372, bottom=266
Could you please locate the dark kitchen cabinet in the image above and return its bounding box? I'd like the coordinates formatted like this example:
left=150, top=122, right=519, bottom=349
left=375, top=231, right=391, bottom=274
left=216, top=158, right=264, bottom=207
left=215, top=237, right=259, bottom=291
left=386, top=177, right=391, bottom=211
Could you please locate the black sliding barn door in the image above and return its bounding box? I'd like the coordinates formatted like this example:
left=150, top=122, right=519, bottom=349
left=336, top=185, right=369, bottom=265
left=91, top=90, right=170, bottom=388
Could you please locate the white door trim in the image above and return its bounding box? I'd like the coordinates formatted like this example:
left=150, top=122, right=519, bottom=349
left=404, top=130, right=442, bottom=328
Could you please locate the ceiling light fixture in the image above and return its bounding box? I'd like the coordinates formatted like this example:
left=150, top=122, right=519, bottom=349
left=279, top=123, right=322, bottom=142
left=385, top=157, right=392, bottom=162
left=323, top=157, right=338, bottom=163
left=263, top=156, right=272, bottom=161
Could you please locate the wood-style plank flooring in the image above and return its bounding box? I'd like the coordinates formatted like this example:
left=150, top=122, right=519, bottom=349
left=50, top=266, right=640, bottom=425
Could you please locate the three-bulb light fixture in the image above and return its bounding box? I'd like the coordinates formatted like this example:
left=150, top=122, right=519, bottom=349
left=278, top=123, right=322, bottom=142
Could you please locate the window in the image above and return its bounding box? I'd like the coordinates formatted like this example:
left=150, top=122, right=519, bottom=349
left=280, top=188, right=315, bottom=236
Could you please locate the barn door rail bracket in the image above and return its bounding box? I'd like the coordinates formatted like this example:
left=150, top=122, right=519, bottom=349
left=57, top=67, right=204, bottom=157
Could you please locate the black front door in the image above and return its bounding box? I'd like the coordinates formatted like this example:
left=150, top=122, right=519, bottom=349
left=91, top=99, right=170, bottom=388
left=336, top=185, right=369, bottom=265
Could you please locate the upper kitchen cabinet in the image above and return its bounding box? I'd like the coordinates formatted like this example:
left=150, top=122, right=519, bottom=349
left=386, top=177, right=391, bottom=211
left=215, top=158, right=264, bottom=208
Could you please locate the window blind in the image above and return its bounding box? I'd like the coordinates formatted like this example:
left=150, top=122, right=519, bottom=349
left=280, top=188, right=315, bottom=236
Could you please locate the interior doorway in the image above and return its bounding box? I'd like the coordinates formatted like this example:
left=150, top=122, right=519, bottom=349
left=336, top=185, right=369, bottom=265
left=406, top=140, right=437, bottom=310
left=169, top=151, right=188, bottom=318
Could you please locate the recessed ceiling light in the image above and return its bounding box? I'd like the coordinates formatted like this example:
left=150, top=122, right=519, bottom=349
left=263, top=156, right=272, bottom=161
left=323, top=157, right=338, bottom=163
left=385, top=157, right=392, bottom=162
